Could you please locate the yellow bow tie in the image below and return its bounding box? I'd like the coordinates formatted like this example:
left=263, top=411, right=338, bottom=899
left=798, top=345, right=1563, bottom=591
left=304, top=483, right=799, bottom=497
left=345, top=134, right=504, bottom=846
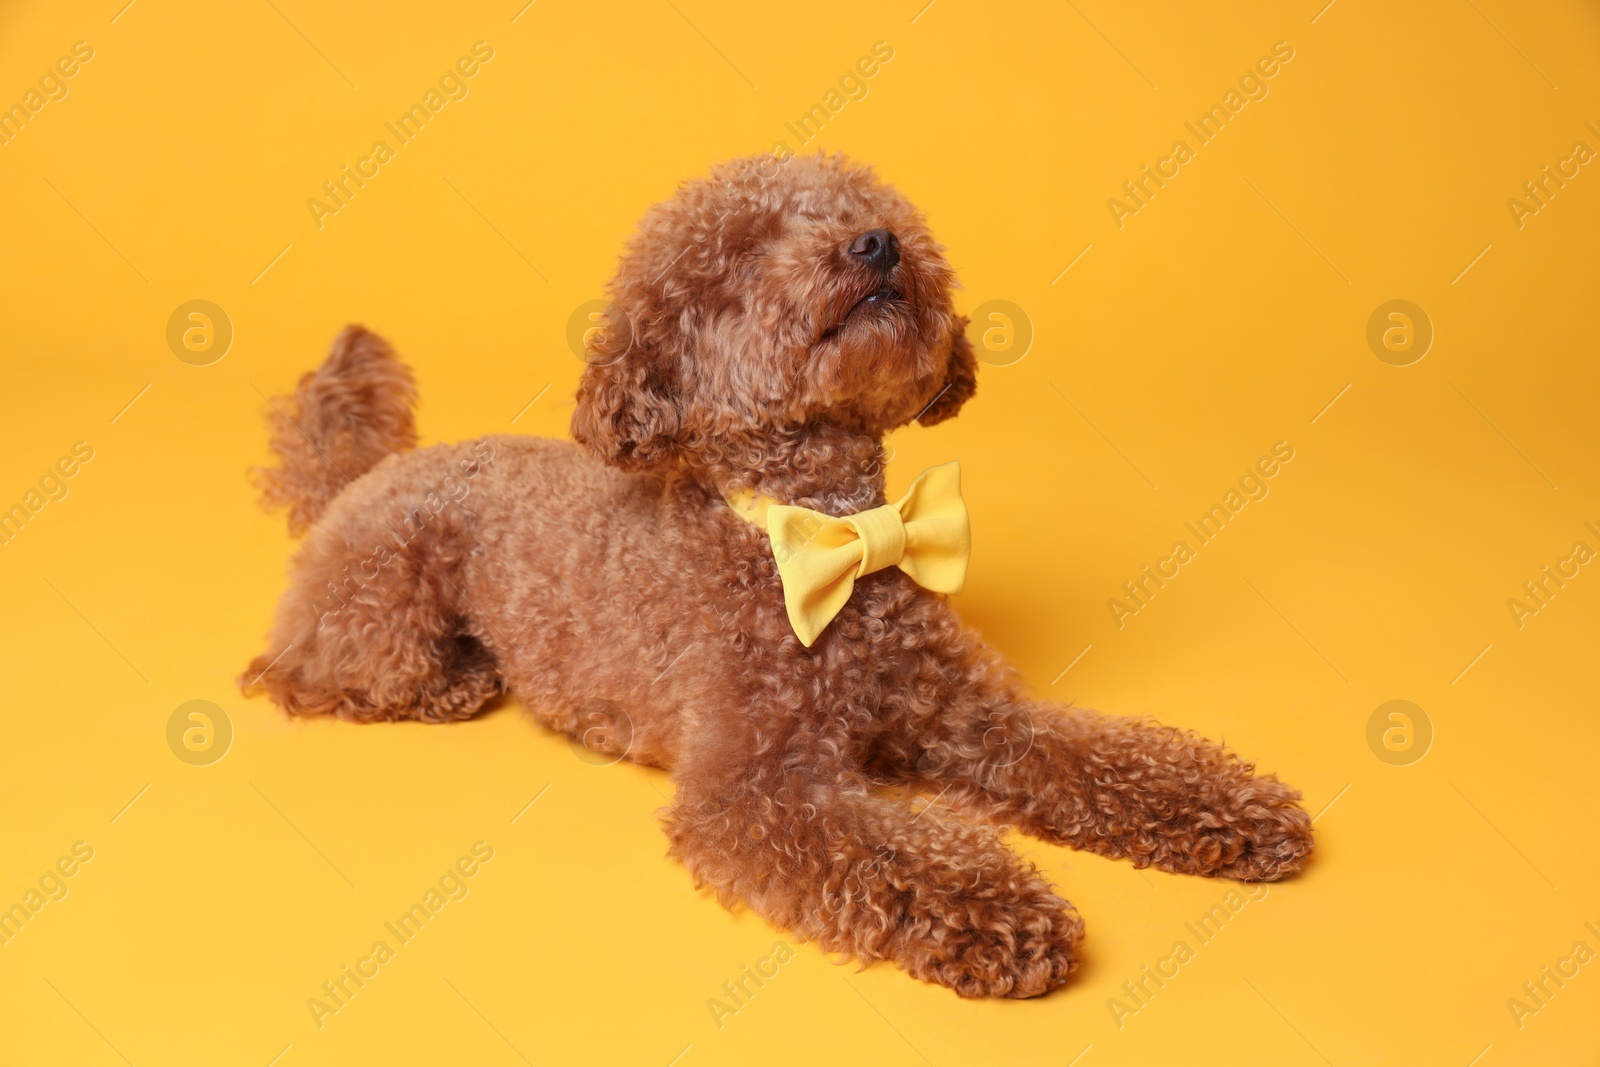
left=725, top=462, right=970, bottom=646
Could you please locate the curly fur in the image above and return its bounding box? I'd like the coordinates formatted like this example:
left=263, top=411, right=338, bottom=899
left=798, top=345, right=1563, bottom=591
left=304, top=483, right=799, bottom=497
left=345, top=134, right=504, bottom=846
left=249, top=325, right=418, bottom=536
left=243, top=153, right=1313, bottom=998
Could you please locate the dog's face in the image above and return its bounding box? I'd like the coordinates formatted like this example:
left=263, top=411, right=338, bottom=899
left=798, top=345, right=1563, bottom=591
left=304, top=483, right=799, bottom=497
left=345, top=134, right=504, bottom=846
left=573, top=153, right=976, bottom=471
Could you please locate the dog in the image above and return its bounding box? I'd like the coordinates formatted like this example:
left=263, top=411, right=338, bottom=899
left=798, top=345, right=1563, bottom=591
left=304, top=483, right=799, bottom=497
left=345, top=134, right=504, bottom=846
left=243, top=152, right=1313, bottom=998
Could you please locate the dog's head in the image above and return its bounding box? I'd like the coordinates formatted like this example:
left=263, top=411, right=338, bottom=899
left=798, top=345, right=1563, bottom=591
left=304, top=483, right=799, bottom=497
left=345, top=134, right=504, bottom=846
left=572, top=153, right=976, bottom=471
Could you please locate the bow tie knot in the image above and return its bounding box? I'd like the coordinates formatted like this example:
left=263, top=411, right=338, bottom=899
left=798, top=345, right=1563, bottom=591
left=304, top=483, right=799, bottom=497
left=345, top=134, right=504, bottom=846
left=727, top=462, right=970, bottom=646
left=837, top=502, right=907, bottom=575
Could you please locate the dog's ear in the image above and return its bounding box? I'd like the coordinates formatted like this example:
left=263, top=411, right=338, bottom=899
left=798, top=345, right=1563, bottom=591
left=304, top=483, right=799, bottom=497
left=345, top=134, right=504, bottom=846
left=570, top=307, right=682, bottom=470
left=916, top=315, right=978, bottom=426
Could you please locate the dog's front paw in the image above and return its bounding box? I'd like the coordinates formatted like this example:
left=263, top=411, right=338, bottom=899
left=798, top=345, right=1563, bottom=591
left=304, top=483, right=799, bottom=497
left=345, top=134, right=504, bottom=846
left=1194, top=777, right=1315, bottom=882
left=907, top=887, right=1084, bottom=998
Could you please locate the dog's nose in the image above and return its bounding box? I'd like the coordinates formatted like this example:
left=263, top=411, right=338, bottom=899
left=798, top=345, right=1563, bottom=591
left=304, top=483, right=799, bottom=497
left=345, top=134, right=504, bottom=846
left=849, top=229, right=900, bottom=271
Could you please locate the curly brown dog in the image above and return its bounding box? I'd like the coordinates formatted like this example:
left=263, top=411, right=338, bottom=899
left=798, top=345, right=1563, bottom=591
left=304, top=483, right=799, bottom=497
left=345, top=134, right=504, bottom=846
left=243, top=152, right=1313, bottom=998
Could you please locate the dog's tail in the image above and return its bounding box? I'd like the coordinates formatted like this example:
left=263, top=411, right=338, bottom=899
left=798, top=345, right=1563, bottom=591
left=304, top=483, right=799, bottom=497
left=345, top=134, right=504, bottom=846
left=251, top=325, right=417, bottom=536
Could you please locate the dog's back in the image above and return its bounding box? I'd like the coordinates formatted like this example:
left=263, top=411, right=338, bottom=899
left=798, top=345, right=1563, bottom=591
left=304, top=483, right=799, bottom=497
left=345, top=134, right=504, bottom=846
left=241, top=329, right=699, bottom=755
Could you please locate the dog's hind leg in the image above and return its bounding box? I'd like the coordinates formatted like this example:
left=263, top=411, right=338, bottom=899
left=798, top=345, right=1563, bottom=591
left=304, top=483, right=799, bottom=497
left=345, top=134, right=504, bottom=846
left=243, top=454, right=504, bottom=723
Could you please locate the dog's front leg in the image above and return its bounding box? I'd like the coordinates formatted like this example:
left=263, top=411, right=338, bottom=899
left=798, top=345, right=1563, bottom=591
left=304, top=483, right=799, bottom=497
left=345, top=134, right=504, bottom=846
left=876, top=674, right=1314, bottom=882
left=662, top=711, right=1083, bottom=998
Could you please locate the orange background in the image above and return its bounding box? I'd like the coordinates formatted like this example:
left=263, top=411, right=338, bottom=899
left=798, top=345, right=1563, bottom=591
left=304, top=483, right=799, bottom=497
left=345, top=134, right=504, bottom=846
left=2, top=0, right=1598, bottom=1064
